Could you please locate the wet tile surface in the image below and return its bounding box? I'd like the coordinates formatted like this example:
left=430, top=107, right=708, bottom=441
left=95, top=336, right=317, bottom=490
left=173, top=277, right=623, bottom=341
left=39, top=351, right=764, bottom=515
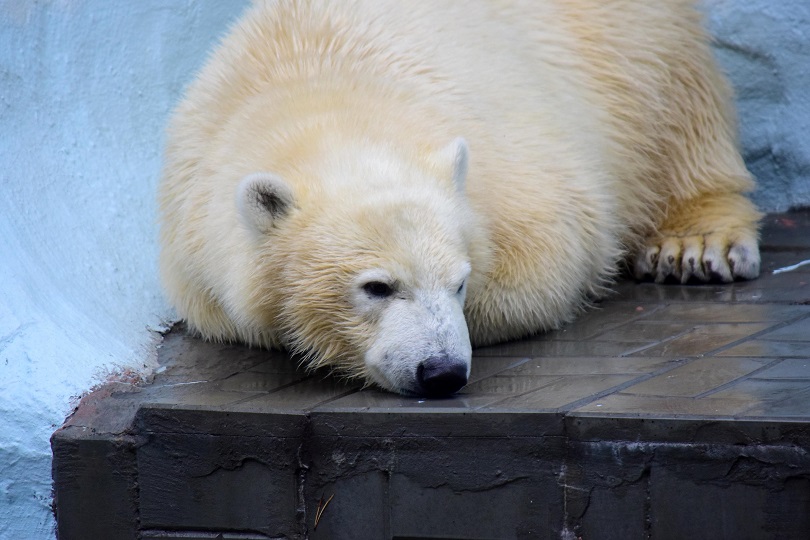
left=716, top=339, right=810, bottom=358
left=131, top=209, right=810, bottom=426
left=615, top=357, right=770, bottom=398
left=55, top=210, right=810, bottom=540
left=574, top=392, right=755, bottom=417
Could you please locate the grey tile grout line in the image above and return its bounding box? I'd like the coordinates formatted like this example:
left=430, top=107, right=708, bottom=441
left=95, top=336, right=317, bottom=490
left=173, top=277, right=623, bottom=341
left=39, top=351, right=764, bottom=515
left=304, top=386, right=365, bottom=411
left=691, top=357, right=788, bottom=401
left=702, top=311, right=810, bottom=358
left=467, top=356, right=533, bottom=384
left=616, top=326, right=701, bottom=357
left=464, top=309, right=793, bottom=410
left=478, top=356, right=692, bottom=413
left=220, top=375, right=319, bottom=407
left=259, top=356, right=531, bottom=411
left=617, top=309, right=810, bottom=359
left=575, top=302, right=669, bottom=341
left=693, top=353, right=810, bottom=418
left=454, top=354, right=675, bottom=411
left=471, top=375, right=570, bottom=410
left=734, top=386, right=810, bottom=419
left=559, top=357, right=694, bottom=414
left=689, top=312, right=810, bottom=411
left=750, top=376, right=810, bottom=382
left=719, top=351, right=810, bottom=359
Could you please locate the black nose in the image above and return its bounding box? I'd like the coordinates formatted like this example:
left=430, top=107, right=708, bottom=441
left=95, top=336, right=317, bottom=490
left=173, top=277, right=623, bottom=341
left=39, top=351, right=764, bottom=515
left=416, top=355, right=468, bottom=397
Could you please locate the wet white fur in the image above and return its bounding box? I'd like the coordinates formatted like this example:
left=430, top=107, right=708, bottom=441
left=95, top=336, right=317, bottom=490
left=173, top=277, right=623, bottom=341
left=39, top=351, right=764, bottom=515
left=159, top=0, right=761, bottom=392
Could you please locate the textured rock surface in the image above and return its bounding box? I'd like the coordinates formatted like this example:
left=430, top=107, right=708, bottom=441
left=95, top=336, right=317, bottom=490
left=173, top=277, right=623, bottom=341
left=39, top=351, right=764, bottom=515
left=706, top=0, right=810, bottom=211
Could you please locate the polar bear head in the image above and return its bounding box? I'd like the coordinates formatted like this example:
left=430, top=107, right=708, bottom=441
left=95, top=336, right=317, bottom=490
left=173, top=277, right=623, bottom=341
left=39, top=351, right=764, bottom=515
left=236, top=138, right=482, bottom=396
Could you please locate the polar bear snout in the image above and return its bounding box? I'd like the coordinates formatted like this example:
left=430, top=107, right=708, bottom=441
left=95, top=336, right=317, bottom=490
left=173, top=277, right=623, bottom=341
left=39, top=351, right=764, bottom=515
left=416, top=354, right=468, bottom=397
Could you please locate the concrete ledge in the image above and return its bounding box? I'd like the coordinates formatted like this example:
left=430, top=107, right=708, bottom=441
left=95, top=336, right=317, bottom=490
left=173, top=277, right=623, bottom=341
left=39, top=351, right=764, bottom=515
left=52, top=211, right=810, bottom=539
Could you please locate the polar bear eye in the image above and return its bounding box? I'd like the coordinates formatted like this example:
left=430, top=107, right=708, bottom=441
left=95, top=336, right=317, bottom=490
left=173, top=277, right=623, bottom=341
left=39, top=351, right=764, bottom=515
left=456, top=280, right=466, bottom=295
left=363, top=281, right=395, bottom=298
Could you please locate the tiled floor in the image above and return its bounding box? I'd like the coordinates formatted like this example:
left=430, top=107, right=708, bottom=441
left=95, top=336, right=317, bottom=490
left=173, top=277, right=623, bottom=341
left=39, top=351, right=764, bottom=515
left=137, top=210, right=810, bottom=422
left=53, top=210, right=810, bottom=540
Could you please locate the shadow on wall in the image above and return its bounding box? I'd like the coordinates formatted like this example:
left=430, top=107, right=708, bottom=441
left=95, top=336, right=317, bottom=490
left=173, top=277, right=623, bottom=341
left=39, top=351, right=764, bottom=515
left=0, top=1, right=249, bottom=538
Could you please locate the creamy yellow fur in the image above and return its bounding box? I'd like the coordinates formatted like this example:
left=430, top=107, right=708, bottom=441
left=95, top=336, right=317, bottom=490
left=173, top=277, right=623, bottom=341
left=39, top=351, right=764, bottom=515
left=159, top=0, right=760, bottom=381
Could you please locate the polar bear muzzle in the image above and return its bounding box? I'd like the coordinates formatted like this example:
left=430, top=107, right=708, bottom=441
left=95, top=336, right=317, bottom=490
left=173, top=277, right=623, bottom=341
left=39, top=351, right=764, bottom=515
left=360, top=279, right=473, bottom=396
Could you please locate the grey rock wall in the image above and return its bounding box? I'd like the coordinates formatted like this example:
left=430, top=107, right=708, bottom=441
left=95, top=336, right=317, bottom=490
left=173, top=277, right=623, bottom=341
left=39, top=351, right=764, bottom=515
left=705, top=1, right=810, bottom=212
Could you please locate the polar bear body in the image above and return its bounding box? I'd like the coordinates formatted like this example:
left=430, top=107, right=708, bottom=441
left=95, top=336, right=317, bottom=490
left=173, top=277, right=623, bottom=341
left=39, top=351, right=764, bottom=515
left=159, top=1, right=760, bottom=395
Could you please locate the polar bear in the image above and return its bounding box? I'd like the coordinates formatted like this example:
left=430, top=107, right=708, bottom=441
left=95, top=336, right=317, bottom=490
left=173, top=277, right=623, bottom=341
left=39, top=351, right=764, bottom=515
left=159, top=0, right=761, bottom=396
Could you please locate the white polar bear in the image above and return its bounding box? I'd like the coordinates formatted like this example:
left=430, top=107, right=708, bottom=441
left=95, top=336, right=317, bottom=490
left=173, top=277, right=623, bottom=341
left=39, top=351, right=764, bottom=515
left=159, top=0, right=761, bottom=396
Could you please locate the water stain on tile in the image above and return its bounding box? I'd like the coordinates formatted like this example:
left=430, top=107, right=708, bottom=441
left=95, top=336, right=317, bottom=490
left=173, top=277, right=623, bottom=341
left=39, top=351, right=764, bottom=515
left=630, top=323, right=774, bottom=357
left=618, top=357, right=769, bottom=398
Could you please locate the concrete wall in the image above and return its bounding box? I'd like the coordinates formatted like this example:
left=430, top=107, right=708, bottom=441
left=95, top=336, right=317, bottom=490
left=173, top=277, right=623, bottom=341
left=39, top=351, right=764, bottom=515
left=706, top=0, right=810, bottom=212
left=0, top=1, right=807, bottom=538
left=0, top=2, right=249, bottom=537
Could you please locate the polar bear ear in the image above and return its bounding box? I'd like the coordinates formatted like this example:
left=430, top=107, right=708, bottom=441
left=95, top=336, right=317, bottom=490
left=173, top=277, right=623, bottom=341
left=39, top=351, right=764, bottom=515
left=434, top=137, right=469, bottom=193
left=237, top=172, right=296, bottom=235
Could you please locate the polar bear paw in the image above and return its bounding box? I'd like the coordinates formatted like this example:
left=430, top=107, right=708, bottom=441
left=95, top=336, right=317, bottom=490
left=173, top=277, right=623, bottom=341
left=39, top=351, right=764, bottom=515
left=634, top=232, right=760, bottom=284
